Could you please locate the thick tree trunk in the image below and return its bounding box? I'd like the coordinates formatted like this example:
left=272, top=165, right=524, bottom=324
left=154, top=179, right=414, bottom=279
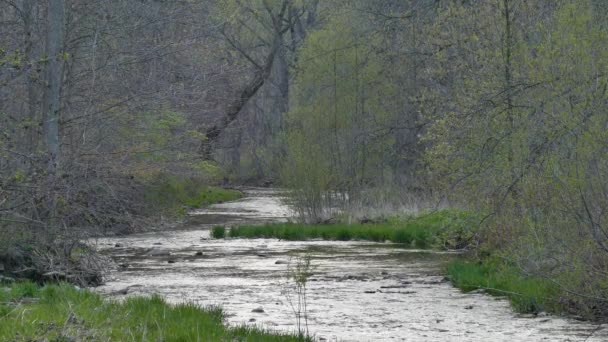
left=200, top=35, right=280, bottom=160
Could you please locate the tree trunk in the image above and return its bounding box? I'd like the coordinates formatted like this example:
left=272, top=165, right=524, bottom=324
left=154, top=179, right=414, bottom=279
left=23, top=0, right=39, bottom=155
left=44, top=0, right=65, bottom=175
left=394, top=5, right=420, bottom=189
left=200, top=34, right=280, bottom=160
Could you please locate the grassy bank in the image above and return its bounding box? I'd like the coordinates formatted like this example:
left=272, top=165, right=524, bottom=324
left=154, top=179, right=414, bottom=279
left=0, top=282, right=307, bottom=341
left=446, top=258, right=561, bottom=314
left=144, top=174, right=242, bottom=216
left=225, top=209, right=478, bottom=249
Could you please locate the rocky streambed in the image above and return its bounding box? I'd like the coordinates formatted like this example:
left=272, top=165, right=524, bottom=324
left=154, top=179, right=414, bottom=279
left=92, top=188, right=608, bottom=341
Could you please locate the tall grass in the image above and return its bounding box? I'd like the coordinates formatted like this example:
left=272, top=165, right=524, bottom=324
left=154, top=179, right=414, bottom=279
left=447, top=259, right=561, bottom=313
left=228, top=209, right=478, bottom=249
left=0, top=282, right=309, bottom=341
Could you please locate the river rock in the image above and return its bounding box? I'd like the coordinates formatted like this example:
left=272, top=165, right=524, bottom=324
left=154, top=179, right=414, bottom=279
left=252, top=306, right=265, bottom=313
left=114, top=243, right=123, bottom=248
left=274, top=260, right=288, bottom=265
left=249, top=318, right=256, bottom=322
left=114, top=287, right=131, bottom=295
left=167, top=260, right=176, bottom=264
left=153, top=242, right=163, bottom=245
left=464, top=305, right=474, bottom=310
left=194, top=251, right=203, bottom=256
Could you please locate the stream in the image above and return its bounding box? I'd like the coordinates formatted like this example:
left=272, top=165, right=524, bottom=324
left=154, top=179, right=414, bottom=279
left=93, top=188, right=608, bottom=341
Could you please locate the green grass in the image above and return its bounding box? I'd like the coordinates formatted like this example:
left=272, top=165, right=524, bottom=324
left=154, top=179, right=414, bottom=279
left=144, top=174, right=242, bottom=216
left=447, top=259, right=561, bottom=313
left=0, top=282, right=308, bottom=341
left=227, top=209, right=477, bottom=249
left=211, top=225, right=226, bottom=239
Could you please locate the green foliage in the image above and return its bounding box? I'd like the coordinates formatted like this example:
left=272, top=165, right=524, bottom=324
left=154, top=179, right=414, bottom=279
left=143, top=174, right=242, bottom=216
left=0, top=283, right=309, bottom=341
left=447, top=259, right=561, bottom=314
left=423, top=0, right=608, bottom=316
left=211, top=225, right=226, bottom=239
left=281, top=6, right=400, bottom=222
left=229, top=209, right=479, bottom=249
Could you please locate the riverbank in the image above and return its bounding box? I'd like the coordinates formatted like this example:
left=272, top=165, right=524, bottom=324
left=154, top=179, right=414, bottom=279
left=446, top=258, right=562, bottom=315
left=0, top=174, right=241, bottom=288
left=0, top=281, right=308, bottom=341
left=143, top=174, right=243, bottom=218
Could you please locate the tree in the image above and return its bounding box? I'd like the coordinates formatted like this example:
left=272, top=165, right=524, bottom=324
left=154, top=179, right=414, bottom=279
left=203, top=0, right=318, bottom=181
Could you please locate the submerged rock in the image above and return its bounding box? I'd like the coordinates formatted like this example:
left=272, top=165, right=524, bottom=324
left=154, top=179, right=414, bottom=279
left=194, top=251, right=203, bottom=256
left=252, top=307, right=265, bottom=313
left=274, top=260, right=288, bottom=265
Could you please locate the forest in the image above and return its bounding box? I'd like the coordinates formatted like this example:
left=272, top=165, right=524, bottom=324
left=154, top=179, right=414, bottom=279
left=2, top=0, right=608, bottom=340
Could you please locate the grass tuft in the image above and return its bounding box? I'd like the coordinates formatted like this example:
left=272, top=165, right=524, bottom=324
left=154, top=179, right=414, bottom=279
left=0, top=282, right=309, bottom=341
left=228, top=209, right=478, bottom=249
left=211, top=226, right=226, bottom=239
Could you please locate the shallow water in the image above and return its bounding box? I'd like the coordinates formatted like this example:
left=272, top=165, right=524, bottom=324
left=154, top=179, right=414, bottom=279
left=93, top=188, right=608, bottom=341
